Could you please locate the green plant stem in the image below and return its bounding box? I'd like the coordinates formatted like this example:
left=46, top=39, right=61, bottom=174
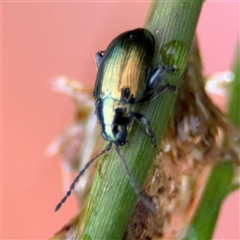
left=81, top=1, right=203, bottom=239
left=183, top=160, right=235, bottom=240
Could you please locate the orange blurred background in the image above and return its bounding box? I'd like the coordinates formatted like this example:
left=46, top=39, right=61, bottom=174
left=2, top=2, right=239, bottom=239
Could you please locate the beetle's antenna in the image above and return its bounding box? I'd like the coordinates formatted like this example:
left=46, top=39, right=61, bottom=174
left=115, top=144, right=156, bottom=213
left=55, top=142, right=112, bottom=212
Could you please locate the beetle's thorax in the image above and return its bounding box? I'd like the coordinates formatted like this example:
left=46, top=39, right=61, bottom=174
left=95, top=97, right=134, bottom=145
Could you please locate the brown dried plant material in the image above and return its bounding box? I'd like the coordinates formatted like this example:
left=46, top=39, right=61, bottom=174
left=205, top=71, right=234, bottom=113
left=52, top=211, right=83, bottom=240
left=123, top=38, right=239, bottom=240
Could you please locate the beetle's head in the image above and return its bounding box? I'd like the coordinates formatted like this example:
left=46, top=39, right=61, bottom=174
left=102, top=125, right=127, bottom=146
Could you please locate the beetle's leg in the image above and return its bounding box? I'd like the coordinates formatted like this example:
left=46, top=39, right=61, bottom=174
left=138, top=84, right=176, bottom=103
left=145, top=65, right=176, bottom=91
left=134, top=112, right=156, bottom=147
left=138, top=65, right=177, bottom=103
left=95, top=50, right=105, bottom=69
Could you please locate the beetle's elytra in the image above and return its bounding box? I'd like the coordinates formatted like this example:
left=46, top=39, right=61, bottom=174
left=55, top=28, right=176, bottom=212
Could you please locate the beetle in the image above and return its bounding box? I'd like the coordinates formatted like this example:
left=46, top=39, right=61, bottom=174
left=55, top=28, right=175, bottom=212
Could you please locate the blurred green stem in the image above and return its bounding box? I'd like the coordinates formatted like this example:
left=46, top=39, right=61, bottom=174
left=183, top=160, right=235, bottom=240
left=228, top=42, right=240, bottom=127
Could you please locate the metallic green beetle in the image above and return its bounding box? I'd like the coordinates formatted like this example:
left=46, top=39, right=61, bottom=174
left=55, top=28, right=175, bottom=212
left=94, top=28, right=174, bottom=147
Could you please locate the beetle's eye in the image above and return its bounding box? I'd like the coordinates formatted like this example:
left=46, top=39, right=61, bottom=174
left=118, top=140, right=126, bottom=146
left=129, top=33, right=135, bottom=40
left=116, top=130, right=127, bottom=146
